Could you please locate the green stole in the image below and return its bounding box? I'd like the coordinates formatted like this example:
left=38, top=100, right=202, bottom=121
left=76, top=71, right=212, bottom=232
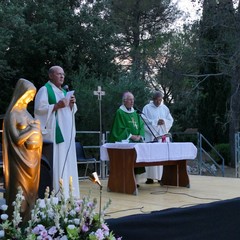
left=45, top=82, right=67, bottom=144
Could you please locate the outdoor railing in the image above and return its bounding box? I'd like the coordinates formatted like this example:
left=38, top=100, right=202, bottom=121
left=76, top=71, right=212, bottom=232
left=0, top=130, right=228, bottom=179
left=172, top=131, right=225, bottom=176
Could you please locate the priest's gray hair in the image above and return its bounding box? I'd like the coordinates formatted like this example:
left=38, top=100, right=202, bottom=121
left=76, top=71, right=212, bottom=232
left=152, top=91, right=163, bottom=99
left=122, top=91, right=134, bottom=102
left=48, top=66, right=62, bottom=74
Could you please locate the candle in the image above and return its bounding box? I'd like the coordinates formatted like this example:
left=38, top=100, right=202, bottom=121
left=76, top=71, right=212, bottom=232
left=59, top=178, right=63, bottom=188
left=69, top=176, right=73, bottom=191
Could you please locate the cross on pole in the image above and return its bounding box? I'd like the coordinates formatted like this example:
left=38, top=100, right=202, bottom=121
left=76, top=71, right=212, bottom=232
left=93, top=86, right=105, bottom=145
left=94, top=86, right=105, bottom=100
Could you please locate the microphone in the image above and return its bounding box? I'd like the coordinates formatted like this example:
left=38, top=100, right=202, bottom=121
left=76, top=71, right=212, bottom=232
left=134, top=107, right=158, bottom=142
left=134, top=107, right=172, bottom=142
left=63, top=85, right=69, bottom=91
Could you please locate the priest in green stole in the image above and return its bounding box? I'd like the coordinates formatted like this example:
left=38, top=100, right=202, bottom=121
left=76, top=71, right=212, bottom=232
left=109, top=91, right=145, bottom=175
left=34, top=66, right=80, bottom=199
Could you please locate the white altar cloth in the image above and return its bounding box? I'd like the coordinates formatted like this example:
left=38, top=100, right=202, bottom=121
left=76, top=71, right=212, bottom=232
left=100, top=142, right=197, bottom=163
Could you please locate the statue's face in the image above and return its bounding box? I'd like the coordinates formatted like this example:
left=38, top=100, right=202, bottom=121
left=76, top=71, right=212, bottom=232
left=49, top=67, right=65, bottom=88
left=16, top=90, right=36, bottom=108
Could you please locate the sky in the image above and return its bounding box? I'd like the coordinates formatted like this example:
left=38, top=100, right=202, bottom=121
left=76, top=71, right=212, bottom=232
left=178, top=0, right=202, bottom=20
left=175, top=0, right=239, bottom=25
left=173, top=0, right=202, bottom=28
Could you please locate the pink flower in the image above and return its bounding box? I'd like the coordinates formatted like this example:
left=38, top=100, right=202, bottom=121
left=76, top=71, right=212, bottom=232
left=43, top=236, right=53, bottom=240
left=48, top=226, right=57, bottom=235
left=40, top=229, right=48, bottom=237
left=75, top=206, right=81, bottom=212
left=82, top=224, right=89, bottom=232
left=87, top=202, right=94, bottom=208
left=95, top=229, right=104, bottom=240
left=101, top=223, right=109, bottom=231
left=32, top=224, right=45, bottom=234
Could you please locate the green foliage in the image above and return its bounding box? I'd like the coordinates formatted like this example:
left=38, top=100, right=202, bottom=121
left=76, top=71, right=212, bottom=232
left=150, top=24, right=201, bottom=132
left=171, top=132, right=199, bottom=146
left=110, top=0, right=180, bottom=79
left=1, top=0, right=237, bottom=159
left=0, top=0, right=118, bottom=115
left=197, top=0, right=236, bottom=146
left=210, top=143, right=231, bottom=166
left=71, top=66, right=149, bottom=132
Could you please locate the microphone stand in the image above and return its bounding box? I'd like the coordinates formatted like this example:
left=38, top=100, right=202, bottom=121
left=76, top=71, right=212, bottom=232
left=135, top=109, right=158, bottom=142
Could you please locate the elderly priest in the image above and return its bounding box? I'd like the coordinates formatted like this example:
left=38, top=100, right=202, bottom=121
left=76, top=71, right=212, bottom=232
left=108, top=91, right=145, bottom=178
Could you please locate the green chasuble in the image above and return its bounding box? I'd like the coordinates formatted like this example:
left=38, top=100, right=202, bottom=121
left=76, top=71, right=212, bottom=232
left=109, top=108, right=145, bottom=143
left=109, top=107, right=145, bottom=174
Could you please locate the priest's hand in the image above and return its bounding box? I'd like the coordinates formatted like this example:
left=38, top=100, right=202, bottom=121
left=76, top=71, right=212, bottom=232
left=158, top=119, right=165, bottom=125
left=130, top=135, right=142, bottom=142
left=53, top=98, right=68, bottom=112
left=69, top=95, right=76, bottom=110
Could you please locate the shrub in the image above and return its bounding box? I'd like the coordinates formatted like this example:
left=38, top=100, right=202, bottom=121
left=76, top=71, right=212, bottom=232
left=210, top=143, right=231, bottom=166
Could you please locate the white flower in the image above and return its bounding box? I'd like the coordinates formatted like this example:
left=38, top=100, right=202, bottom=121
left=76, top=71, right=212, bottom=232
left=0, top=205, right=8, bottom=211
left=69, top=209, right=76, bottom=217
left=51, top=197, right=59, bottom=205
left=38, top=199, right=46, bottom=208
left=0, top=230, right=5, bottom=238
left=47, top=209, right=54, bottom=219
left=73, top=218, right=80, bottom=225
left=0, top=214, right=8, bottom=221
left=0, top=187, right=118, bottom=239
left=67, top=224, right=76, bottom=230
left=60, top=236, right=68, bottom=240
left=40, top=212, right=46, bottom=218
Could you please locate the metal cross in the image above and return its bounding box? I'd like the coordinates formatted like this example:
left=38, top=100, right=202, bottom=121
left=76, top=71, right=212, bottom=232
left=93, top=86, right=105, bottom=100
left=93, top=86, right=105, bottom=147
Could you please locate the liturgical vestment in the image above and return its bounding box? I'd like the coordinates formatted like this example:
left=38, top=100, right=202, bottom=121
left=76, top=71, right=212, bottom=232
left=109, top=105, right=144, bottom=143
left=34, top=81, right=80, bottom=199
left=109, top=105, right=145, bottom=174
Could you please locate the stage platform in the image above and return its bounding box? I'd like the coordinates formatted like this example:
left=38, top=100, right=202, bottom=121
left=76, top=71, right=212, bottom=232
left=0, top=174, right=239, bottom=239
left=0, top=174, right=239, bottom=218
left=80, top=174, right=240, bottom=219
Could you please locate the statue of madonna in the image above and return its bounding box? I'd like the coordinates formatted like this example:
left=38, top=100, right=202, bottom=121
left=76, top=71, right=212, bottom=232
left=2, top=78, right=42, bottom=224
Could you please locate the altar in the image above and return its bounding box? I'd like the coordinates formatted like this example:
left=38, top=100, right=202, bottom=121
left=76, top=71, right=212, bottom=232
left=100, top=142, right=197, bottom=195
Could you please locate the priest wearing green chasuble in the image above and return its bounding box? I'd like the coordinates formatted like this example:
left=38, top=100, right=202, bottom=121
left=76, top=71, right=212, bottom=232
left=109, top=91, right=145, bottom=175
left=109, top=92, right=144, bottom=143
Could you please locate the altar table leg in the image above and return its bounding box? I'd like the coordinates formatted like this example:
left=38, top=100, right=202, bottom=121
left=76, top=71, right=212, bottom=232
left=107, top=149, right=138, bottom=195
left=161, top=160, right=190, bottom=188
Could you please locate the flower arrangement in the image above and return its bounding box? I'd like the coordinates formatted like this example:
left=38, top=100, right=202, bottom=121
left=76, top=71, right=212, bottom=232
left=0, top=182, right=121, bottom=240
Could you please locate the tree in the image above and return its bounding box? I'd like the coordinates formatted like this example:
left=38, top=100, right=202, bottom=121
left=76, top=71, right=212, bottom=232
left=0, top=0, right=119, bottom=115
left=228, top=0, right=240, bottom=166
left=197, top=0, right=235, bottom=146
left=110, top=0, right=179, bottom=80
